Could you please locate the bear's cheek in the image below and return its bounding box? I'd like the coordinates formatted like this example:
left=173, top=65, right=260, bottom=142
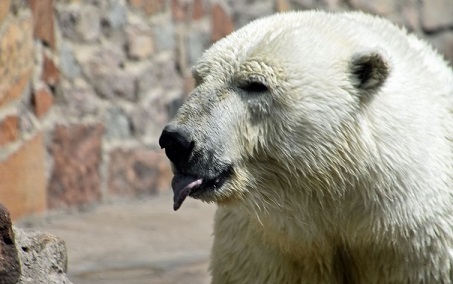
left=217, top=168, right=256, bottom=200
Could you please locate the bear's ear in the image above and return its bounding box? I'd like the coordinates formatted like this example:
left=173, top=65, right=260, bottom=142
left=349, top=50, right=391, bottom=92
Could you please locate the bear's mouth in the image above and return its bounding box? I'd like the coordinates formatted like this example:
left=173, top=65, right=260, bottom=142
left=171, top=166, right=232, bottom=211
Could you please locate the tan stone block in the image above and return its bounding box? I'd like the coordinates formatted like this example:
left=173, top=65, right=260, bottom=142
left=41, top=53, right=59, bottom=86
left=0, top=0, right=10, bottom=24
left=211, top=3, right=234, bottom=42
left=0, top=14, right=33, bottom=107
left=128, top=0, right=143, bottom=9
left=32, top=87, right=54, bottom=118
left=28, top=0, right=55, bottom=49
left=129, top=0, right=165, bottom=15
left=172, top=0, right=188, bottom=22
left=349, top=0, right=397, bottom=15
left=192, top=0, right=204, bottom=20
left=421, top=0, right=453, bottom=31
left=0, top=70, right=31, bottom=108
left=48, top=124, right=104, bottom=209
left=0, top=134, right=47, bottom=220
left=142, top=0, right=165, bottom=15
left=400, top=0, right=420, bottom=31
left=275, top=0, right=290, bottom=12
left=126, top=27, right=154, bottom=60
left=0, top=115, right=18, bottom=146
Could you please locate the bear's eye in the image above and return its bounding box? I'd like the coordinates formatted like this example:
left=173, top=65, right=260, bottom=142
left=238, top=81, right=268, bottom=93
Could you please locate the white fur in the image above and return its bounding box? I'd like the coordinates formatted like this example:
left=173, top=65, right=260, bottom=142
left=171, top=11, right=453, bottom=283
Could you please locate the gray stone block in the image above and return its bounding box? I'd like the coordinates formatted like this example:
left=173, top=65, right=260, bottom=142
left=92, top=70, right=137, bottom=101
left=186, top=29, right=210, bottom=67
left=421, top=0, right=453, bottom=31
left=59, top=42, right=81, bottom=79
left=153, top=22, right=175, bottom=52
left=57, top=3, right=101, bottom=42
left=105, top=106, right=132, bottom=139
left=14, top=227, right=72, bottom=284
left=104, top=0, right=128, bottom=30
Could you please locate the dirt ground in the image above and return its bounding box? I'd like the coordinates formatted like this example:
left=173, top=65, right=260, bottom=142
left=17, top=194, right=216, bottom=284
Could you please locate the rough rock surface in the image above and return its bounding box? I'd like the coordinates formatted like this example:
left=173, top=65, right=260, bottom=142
left=0, top=204, right=20, bottom=284
left=14, top=227, right=72, bottom=284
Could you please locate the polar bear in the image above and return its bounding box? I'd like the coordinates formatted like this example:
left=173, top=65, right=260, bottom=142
left=159, top=11, right=453, bottom=283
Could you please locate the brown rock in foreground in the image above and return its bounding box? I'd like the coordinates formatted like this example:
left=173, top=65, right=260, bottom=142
left=0, top=204, right=20, bottom=284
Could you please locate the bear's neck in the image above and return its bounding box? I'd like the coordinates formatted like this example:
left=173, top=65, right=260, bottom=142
left=243, top=156, right=450, bottom=250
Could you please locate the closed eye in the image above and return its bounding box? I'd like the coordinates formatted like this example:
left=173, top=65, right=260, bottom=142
left=238, top=81, right=268, bottom=93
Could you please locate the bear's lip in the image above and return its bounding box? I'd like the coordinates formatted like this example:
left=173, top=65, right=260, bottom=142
left=171, top=166, right=232, bottom=211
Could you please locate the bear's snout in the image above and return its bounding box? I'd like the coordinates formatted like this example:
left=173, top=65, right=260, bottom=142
left=159, top=126, right=194, bottom=167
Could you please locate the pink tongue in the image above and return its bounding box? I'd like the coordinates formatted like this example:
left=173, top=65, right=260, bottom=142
left=172, top=175, right=203, bottom=211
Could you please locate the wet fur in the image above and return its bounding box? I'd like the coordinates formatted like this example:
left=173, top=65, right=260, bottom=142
left=167, top=11, right=453, bottom=283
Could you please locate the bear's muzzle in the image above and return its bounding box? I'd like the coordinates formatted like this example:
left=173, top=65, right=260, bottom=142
left=159, top=126, right=233, bottom=210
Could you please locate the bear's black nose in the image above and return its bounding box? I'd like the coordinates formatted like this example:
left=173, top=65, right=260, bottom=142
left=159, top=127, right=194, bottom=166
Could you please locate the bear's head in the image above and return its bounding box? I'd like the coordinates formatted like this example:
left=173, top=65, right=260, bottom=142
left=159, top=12, right=392, bottom=211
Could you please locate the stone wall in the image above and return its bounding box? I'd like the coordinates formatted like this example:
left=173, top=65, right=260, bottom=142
left=0, top=0, right=452, bottom=220
left=0, top=1, right=48, bottom=220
